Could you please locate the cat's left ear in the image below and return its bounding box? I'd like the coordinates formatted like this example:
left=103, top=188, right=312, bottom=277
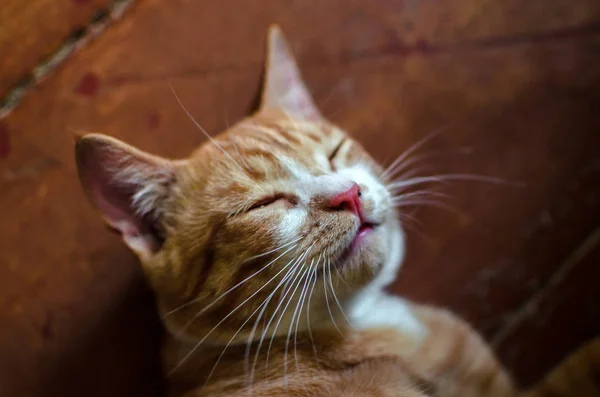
left=259, top=25, right=323, bottom=121
left=75, top=134, right=175, bottom=260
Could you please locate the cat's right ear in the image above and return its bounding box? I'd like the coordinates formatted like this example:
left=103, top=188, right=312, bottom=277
left=259, top=25, right=323, bottom=121
left=75, top=134, right=175, bottom=260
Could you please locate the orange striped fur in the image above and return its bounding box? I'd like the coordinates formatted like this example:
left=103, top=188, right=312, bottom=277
left=75, top=25, right=597, bottom=397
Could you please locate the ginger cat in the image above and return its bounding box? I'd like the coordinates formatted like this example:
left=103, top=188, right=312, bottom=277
left=74, top=26, right=598, bottom=397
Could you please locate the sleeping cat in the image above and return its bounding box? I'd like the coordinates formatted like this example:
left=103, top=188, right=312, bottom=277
left=74, top=26, right=597, bottom=397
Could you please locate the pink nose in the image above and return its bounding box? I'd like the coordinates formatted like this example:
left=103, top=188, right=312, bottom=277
left=328, top=183, right=362, bottom=219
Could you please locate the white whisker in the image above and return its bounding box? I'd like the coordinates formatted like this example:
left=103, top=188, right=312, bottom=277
left=387, top=173, right=522, bottom=191
left=202, top=284, right=278, bottom=388
left=323, top=258, right=346, bottom=340
left=305, top=255, right=321, bottom=356
left=242, top=237, right=302, bottom=264
left=167, top=239, right=299, bottom=334
left=327, top=259, right=353, bottom=328
left=391, top=190, right=451, bottom=202
left=249, top=267, right=298, bottom=384
left=293, top=259, right=316, bottom=374
left=398, top=211, right=423, bottom=228
left=250, top=246, right=313, bottom=384
left=244, top=252, right=303, bottom=386
left=380, top=126, right=447, bottom=181
left=264, top=247, right=313, bottom=373
left=331, top=256, right=348, bottom=287
left=384, top=146, right=474, bottom=182
left=169, top=81, right=241, bottom=169
left=163, top=239, right=299, bottom=319
left=395, top=165, right=437, bottom=181
left=394, top=199, right=464, bottom=214
left=398, top=214, right=434, bottom=244
left=283, top=264, right=313, bottom=391
left=168, top=244, right=304, bottom=376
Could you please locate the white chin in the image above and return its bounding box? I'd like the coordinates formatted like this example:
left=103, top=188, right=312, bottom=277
left=372, top=219, right=405, bottom=290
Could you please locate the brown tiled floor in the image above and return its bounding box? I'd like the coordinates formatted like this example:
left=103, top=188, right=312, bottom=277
left=1, top=1, right=599, bottom=396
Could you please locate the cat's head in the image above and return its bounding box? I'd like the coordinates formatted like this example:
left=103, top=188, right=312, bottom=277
left=75, top=26, right=404, bottom=343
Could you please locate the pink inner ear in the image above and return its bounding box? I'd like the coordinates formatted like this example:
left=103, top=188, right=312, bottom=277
left=261, top=27, right=322, bottom=121
left=280, top=65, right=318, bottom=119
left=90, top=183, right=141, bottom=236
left=77, top=138, right=166, bottom=254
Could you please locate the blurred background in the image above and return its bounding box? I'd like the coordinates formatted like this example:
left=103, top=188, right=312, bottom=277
left=1, top=1, right=599, bottom=396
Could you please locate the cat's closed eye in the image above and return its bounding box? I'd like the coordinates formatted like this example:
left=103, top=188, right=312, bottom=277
left=248, top=194, right=297, bottom=211
left=328, top=139, right=346, bottom=170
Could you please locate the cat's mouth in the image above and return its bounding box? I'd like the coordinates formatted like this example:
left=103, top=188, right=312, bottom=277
left=353, top=221, right=377, bottom=248
left=335, top=221, right=379, bottom=266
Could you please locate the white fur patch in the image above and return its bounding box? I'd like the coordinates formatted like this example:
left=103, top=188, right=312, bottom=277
left=348, top=290, right=427, bottom=339
left=337, top=164, right=376, bottom=187
left=277, top=155, right=310, bottom=184
left=302, top=174, right=355, bottom=199
left=277, top=208, right=306, bottom=240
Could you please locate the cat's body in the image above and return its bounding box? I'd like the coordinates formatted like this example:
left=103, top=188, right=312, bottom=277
left=165, top=300, right=513, bottom=397
left=74, top=26, right=599, bottom=397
